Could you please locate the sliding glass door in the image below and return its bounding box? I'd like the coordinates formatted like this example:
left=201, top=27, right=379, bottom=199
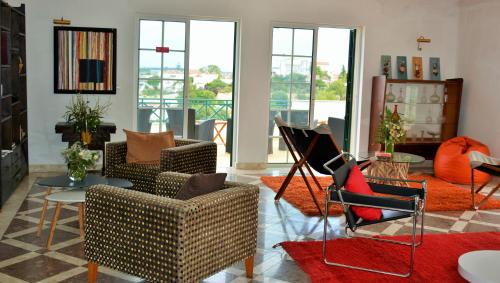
left=268, top=26, right=356, bottom=163
left=137, top=19, right=237, bottom=167
left=138, top=20, right=187, bottom=135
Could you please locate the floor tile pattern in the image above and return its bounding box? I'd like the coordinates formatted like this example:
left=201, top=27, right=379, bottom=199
left=0, top=172, right=498, bottom=282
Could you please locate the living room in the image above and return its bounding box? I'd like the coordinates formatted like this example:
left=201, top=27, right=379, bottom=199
left=0, top=0, right=498, bottom=282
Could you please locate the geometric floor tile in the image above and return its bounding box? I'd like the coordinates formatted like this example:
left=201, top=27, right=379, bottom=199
left=0, top=254, right=78, bottom=282
left=0, top=172, right=499, bottom=283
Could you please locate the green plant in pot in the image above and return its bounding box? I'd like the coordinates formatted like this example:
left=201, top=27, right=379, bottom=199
left=377, top=106, right=406, bottom=154
left=62, top=142, right=99, bottom=181
left=64, top=94, right=110, bottom=146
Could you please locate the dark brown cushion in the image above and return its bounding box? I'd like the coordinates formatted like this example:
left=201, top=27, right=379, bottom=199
left=175, top=173, right=227, bottom=200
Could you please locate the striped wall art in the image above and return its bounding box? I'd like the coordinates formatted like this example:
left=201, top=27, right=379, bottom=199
left=54, top=26, right=116, bottom=94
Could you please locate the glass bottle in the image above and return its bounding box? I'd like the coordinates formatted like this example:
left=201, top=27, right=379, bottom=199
left=430, top=85, right=440, bottom=103
left=420, top=86, right=428, bottom=103
left=391, top=105, right=400, bottom=123
left=396, top=87, right=404, bottom=103
left=426, top=109, right=433, bottom=123
left=386, top=84, right=395, bottom=102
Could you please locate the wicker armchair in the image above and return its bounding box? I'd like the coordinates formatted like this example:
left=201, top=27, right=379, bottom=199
left=85, top=172, right=259, bottom=283
left=105, top=139, right=217, bottom=194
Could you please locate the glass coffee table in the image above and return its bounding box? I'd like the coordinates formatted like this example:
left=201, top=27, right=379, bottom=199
left=36, top=174, right=133, bottom=249
left=359, top=152, right=425, bottom=186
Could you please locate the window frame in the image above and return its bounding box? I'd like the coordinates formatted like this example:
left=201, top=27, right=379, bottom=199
left=268, top=22, right=363, bottom=164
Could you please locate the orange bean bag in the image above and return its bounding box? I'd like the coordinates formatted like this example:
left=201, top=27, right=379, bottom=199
left=434, top=136, right=491, bottom=185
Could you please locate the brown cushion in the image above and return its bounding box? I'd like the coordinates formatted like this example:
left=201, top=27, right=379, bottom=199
left=123, top=129, right=175, bottom=164
left=175, top=173, right=227, bottom=200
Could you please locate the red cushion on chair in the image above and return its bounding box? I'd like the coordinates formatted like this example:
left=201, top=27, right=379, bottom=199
left=344, top=166, right=382, bottom=221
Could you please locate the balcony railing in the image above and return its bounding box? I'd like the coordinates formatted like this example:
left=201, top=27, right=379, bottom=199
left=138, top=98, right=292, bottom=121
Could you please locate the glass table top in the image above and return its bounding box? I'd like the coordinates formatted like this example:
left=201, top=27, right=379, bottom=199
left=358, top=152, right=425, bottom=164
left=37, top=174, right=133, bottom=188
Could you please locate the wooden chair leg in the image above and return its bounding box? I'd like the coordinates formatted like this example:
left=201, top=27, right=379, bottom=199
left=88, top=261, right=98, bottom=283
left=275, top=164, right=299, bottom=200
left=47, top=202, right=62, bottom=250
left=37, top=187, right=53, bottom=237
left=245, top=255, right=254, bottom=278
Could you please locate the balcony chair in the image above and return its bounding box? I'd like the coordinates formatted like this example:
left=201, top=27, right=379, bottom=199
left=322, top=153, right=426, bottom=277
left=137, top=108, right=153, bottom=133
left=327, top=117, right=345, bottom=150
left=274, top=117, right=370, bottom=216
left=469, top=151, right=500, bottom=209
left=85, top=172, right=259, bottom=283
left=194, top=119, right=215, bottom=141
left=105, top=139, right=217, bottom=194
left=166, top=108, right=196, bottom=139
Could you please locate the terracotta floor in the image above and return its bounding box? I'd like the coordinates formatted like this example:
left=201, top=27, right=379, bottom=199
left=0, top=170, right=498, bottom=283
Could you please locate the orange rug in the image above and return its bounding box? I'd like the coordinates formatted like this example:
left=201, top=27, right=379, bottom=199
left=260, top=174, right=500, bottom=216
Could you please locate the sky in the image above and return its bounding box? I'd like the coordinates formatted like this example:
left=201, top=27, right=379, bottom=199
left=139, top=19, right=235, bottom=72
left=139, top=20, right=351, bottom=75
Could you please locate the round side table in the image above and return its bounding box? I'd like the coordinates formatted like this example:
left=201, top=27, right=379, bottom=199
left=36, top=174, right=132, bottom=249
left=458, top=250, right=500, bottom=283
left=45, top=190, right=86, bottom=249
left=363, top=152, right=425, bottom=186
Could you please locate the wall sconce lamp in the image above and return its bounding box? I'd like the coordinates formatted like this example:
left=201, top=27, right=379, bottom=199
left=53, top=17, right=71, bottom=25
left=417, top=36, right=431, bottom=51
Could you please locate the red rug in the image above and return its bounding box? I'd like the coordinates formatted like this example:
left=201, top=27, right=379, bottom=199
left=281, top=232, right=500, bottom=282
left=261, top=174, right=500, bottom=216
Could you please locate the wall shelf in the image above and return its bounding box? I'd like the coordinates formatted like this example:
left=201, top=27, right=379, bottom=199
left=0, top=1, right=26, bottom=208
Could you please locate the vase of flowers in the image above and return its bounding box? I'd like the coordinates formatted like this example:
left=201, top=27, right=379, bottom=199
left=378, top=106, right=406, bottom=155
left=62, top=142, right=99, bottom=182
left=64, top=94, right=110, bottom=146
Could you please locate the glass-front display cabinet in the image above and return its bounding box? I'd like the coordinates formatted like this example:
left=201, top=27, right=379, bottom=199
left=368, top=77, right=463, bottom=159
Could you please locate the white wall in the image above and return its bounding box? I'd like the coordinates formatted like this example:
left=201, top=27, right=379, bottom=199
left=458, top=0, right=500, bottom=156
left=19, top=0, right=462, bottom=166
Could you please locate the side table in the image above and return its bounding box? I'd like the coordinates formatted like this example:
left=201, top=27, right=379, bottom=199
left=36, top=174, right=133, bottom=249
left=364, top=152, right=425, bottom=186
left=458, top=250, right=500, bottom=283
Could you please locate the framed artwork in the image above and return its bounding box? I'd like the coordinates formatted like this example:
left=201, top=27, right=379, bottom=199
left=54, top=26, right=117, bottom=94
left=396, top=56, right=408, bottom=80
left=412, top=57, right=423, bottom=80
left=380, top=55, right=392, bottom=78
left=429, top=57, right=441, bottom=80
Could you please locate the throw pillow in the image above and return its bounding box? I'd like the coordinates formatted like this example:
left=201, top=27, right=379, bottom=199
left=123, top=129, right=175, bottom=164
left=175, top=173, right=227, bottom=200
left=344, top=165, right=382, bottom=221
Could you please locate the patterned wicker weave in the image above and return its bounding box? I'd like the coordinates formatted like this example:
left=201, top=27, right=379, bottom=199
left=105, top=139, right=217, bottom=194
left=84, top=172, right=259, bottom=282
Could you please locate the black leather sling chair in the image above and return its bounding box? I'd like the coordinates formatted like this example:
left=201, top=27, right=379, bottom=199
left=322, top=153, right=427, bottom=278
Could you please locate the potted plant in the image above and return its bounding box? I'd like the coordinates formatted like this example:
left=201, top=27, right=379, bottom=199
left=377, top=106, right=406, bottom=154
left=62, top=142, right=99, bottom=181
left=64, top=94, right=110, bottom=145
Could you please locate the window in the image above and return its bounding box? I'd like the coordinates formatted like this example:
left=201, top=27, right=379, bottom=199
left=138, top=20, right=187, bottom=134
left=268, top=26, right=356, bottom=163
left=137, top=19, right=237, bottom=167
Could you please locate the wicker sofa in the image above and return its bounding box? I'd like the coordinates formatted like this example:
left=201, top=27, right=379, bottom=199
left=105, top=139, right=217, bottom=194
left=85, top=172, right=259, bottom=283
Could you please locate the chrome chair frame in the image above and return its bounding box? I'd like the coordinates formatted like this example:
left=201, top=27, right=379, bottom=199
left=322, top=153, right=426, bottom=278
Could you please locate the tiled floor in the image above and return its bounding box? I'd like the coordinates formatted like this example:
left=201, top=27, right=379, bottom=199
left=0, top=170, right=499, bottom=283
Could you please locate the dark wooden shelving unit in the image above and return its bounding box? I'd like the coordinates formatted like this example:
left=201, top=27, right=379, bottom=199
left=0, top=1, right=27, bottom=208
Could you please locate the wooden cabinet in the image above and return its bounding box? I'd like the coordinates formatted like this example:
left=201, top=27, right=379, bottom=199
left=368, top=76, right=463, bottom=159
left=0, top=2, right=27, bottom=208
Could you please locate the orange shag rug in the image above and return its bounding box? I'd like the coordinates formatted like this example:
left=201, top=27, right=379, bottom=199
left=260, top=174, right=500, bottom=216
